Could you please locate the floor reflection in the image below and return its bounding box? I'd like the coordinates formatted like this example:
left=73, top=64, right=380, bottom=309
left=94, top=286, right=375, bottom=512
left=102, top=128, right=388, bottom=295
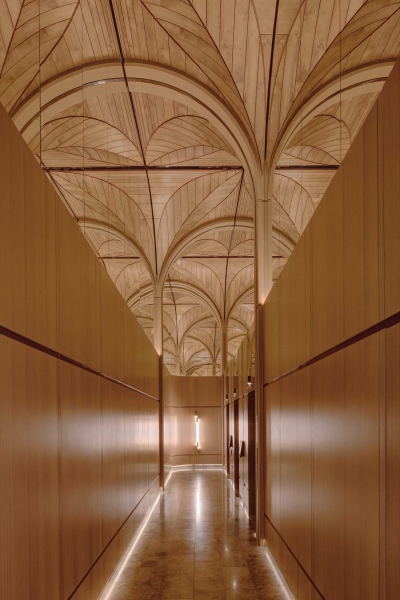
left=100, top=469, right=292, bottom=600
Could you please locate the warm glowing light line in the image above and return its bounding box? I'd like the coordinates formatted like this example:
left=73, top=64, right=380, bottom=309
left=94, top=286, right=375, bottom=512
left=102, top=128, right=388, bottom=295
left=98, top=494, right=161, bottom=600
left=164, top=470, right=172, bottom=487
left=173, top=467, right=222, bottom=472
left=264, top=548, right=295, bottom=600
left=239, top=500, right=293, bottom=599
left=195, top=415, right=200, bottom=449
left=165, top=465, right=223, bottom=488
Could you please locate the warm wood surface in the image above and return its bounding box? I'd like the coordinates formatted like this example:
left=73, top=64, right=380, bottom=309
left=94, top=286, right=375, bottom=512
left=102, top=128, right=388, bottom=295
left=2, top=0, right=397, bottom=378
left=0, top=102, right=160, bottom=599
left=385, top=324, right=400, bottom=599
left=263, top=59, right=400, bottom=600
left=163, top=375, right=223, bottom=466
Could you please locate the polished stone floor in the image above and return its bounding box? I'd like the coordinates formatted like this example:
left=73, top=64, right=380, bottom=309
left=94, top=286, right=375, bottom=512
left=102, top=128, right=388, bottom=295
left=105, top=469, right=291, bottom=600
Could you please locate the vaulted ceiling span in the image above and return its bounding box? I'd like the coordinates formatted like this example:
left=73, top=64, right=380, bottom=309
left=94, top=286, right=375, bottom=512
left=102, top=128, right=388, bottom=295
left=1, top=0, right=399, bottom=374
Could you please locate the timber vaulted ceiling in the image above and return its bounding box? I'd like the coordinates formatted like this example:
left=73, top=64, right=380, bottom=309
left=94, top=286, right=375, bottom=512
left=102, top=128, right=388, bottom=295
left=1, top=0, right=399, bottom=375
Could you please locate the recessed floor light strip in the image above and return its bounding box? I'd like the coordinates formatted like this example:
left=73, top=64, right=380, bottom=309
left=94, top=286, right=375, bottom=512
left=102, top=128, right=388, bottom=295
left=264, top=547, right=296, bottom=600
left=238, top=482, right=294, bottom=600
left=164, top=464, right=223, bottom=487
left=65, top=474, right=161, bottom=600
left=99, top=493, right=161, bottom=600
left=265, top=514, right=326, bottom=600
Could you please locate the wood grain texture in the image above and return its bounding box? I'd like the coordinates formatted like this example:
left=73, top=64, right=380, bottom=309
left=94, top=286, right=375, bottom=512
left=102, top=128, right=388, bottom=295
left=385, top=324, right=400, bottom=599
left=265, top=339, right=380, bottom=600
left=0, top=102, right=160, bottom=600
left=264, top=59, right=400, bottom=371
left=0, top=337, right=61, bottom=600
left=263, top=59, right=400, bottom=600
left=163, top=375, right=223, bottom=465
left=1, top=0, right=399, bottom=379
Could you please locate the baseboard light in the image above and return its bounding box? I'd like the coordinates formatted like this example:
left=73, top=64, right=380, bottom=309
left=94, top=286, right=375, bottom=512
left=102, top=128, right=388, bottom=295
left=264, top=547, right=295, bottom=600
left=164, top=470, right=173, bottom=487
left=164, top=464, right=223, bottom=488
left=98, top=493, right=161, bottom=600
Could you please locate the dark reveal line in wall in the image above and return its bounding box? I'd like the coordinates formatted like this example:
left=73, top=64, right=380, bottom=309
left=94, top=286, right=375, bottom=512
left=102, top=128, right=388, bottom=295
left=264, top=515, right=326, bottom=600
left=264, top=309, right=400, bottom=387
left=66, top=475, right=161, bottom=600
left=0, top=323, right=159, bottom=402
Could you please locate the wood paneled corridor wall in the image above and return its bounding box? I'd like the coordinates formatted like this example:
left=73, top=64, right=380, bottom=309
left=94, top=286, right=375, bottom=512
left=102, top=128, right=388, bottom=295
left=163, top=374, right=223, bottom=476
left=0, top=103, right=160, bottom=599
left=262, top=59, right=400, bottom=599
left=225, top=333, right=256, bottom=516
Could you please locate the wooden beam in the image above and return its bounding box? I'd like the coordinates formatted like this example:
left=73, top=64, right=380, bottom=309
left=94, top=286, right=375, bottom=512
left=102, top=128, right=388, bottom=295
left=275, top=164, right=339, bottom=170
left=43, top=165, right=243, bottom=172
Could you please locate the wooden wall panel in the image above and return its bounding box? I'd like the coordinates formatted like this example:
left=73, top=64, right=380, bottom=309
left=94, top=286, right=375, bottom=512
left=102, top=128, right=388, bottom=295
left=295, top=368, right=312, bottom=577
left=294, top=228, right=311, bottom=368
left=265, top=519, right=323, bottom=600
left=280, top=251, right=298, bottom=375
left=0, top=106, right=58, bottom=349
left=343, top=337, right=380, bottom=599
left=58, top=205, right=102, bottom=372
left=0, top=103, right=160, bottom=600
left=26, top=347, right=61, bottom=600
left=0, top=337, right=61, bottom=600
left=60, top=363, right=103, bottom=599
left=311, top=352, right=346, bottom=599
left=265, top=339, right=381, bottom=600
left=381, top=63, right=400, bottom=318
left=25, top=175, right=58, bottom=350
left=163, top=376, right=223, bottom=466
left=263, top=56, right=400, bottom=600
left=385, top=324, right=400, bottom=599
left=310, top=169, right=344, bottom=357
left=100, top=378, right=126, bottom=543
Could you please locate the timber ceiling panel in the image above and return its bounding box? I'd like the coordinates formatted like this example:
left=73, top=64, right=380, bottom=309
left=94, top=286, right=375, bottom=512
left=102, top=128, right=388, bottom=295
left=1, top=0, right=399, bottom=374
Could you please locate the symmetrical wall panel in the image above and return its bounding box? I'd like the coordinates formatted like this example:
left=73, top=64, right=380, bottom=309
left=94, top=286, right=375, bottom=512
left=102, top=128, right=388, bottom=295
left=0, top=103, right=160, bottom=599
left=164, top=375, right=223, bottom=471
left=263, top=59, right=400, bottom=599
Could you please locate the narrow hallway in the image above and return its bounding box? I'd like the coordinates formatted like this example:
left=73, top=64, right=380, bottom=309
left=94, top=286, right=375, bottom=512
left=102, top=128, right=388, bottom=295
left=101, top=470, right=291, bottom=600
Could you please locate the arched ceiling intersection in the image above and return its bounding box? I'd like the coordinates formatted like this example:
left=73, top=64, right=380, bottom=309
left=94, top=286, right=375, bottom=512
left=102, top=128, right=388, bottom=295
left=1, top=0, right=400, bottom=374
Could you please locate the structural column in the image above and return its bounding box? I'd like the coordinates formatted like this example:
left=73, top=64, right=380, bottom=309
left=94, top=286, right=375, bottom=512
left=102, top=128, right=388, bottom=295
left=175, top=351, right=180, bottom=376
left=153, top=283, right=163, bottom=356
left=154, top=283, right=165, bottom=488
left=221, top=323, right=228, bottom=378
left=255, top=191, right=273, bottom=544
left=221, top=322, right=228, bottom=468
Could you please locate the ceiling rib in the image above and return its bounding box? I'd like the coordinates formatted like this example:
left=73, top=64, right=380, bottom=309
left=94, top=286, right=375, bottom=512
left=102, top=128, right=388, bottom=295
left=224, top=174, right=244, bottom=321
left=108, top=0, right=158, bottom=273
left=167, top=274, right=179, bottom=351
left=264, top=0, right=280, bottom=161
left=275, top=165, right=339, bottom=170
left=44, top=166, right=244, bottom=172
left=182, top=255, right=254, bottom=259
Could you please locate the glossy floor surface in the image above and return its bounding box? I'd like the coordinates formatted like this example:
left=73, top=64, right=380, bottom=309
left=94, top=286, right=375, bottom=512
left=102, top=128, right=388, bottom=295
left=101, top=469, right=291, bottom=600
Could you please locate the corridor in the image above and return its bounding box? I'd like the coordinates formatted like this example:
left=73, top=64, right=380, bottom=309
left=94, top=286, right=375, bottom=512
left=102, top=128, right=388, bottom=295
left=101, top=470, right=291, bottom=600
